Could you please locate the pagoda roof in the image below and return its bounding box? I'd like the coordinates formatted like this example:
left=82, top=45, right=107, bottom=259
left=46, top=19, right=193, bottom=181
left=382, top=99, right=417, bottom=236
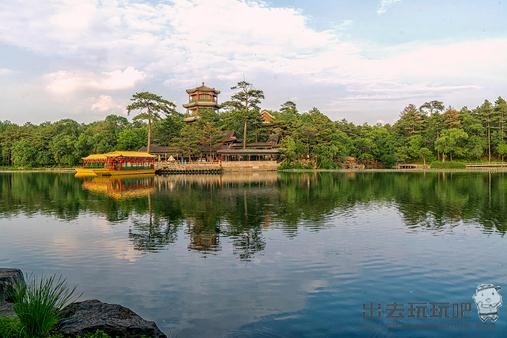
left=82, top=151, right=155, bottom=160
left=183, top=101, right=220, bottom=109
left=186, top=82, right=220, bottom=94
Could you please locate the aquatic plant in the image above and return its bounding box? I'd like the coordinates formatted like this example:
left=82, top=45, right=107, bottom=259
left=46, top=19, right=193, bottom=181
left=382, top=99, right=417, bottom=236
left=12, top=274, right=79, bottom=338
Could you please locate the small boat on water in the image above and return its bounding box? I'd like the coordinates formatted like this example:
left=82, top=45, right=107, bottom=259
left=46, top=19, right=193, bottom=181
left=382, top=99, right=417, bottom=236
left=75, top=151, right=156, bottom=177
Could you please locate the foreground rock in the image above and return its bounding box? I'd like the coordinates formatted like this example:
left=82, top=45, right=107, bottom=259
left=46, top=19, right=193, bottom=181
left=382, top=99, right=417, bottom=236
left=57, top=300, right=167, bottom=338
left=0, top=302, right=15, bottom=317
left=0, top=268, right=24, bottom=302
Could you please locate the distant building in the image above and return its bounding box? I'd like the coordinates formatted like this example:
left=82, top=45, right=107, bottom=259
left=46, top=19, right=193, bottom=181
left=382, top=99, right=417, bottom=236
left=260, top=110, right=275, bottom=124
left=182, top=82, right=220, bottom=122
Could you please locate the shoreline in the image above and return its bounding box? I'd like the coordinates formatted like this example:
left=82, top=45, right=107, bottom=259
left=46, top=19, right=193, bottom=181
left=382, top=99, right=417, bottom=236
left=280, top=168, right=507, bottom=173
left=0, top=168, right=76, bottom=173
left=2, top=167, right=507, bottom=174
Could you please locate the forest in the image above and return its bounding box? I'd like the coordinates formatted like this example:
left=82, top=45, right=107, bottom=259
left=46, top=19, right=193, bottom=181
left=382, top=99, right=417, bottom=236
left=1, top=81, right=507, bottom=169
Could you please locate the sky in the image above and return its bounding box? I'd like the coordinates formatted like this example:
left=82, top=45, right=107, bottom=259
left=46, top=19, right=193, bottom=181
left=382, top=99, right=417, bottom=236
left=0, top=0, right=506, bottom=124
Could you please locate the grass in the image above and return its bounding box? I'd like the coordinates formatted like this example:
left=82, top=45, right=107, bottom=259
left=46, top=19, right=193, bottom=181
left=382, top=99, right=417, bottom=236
left=0, top=316, right=23, bottom=338
left=429, top=161, right=467, bottom=169
left=11, top=274, right=80, bottom=338
left=0, top=317, right=112, bottom=338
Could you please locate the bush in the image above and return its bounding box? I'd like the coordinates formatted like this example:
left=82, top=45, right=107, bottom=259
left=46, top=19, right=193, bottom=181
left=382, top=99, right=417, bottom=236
left=430, top=161, right=466, bottom=169
left=278, top=161, right=314, bottom=170
left=0, top=316, right=23, bottom=338
left=12, top=275, right=79, bottom=338
left=81, top=330, right=111, bottom=338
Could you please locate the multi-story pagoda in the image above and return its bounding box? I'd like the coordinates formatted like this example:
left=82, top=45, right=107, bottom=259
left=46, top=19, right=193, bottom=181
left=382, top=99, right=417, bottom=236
left=182, top=82, right=220, bottom=121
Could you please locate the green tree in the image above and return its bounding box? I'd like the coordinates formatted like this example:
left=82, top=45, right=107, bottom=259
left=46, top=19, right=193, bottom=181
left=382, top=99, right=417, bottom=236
left=127, top=92, right=177, bottom=152
left=477, top=100, right=494, bottom=162
left=223, top=81, right=265, bottom=149
left=11, top=139, right=38, bottom=167
left=435, top=128, right=468, bottom=161
left=117, top=128, right=147, bottom=150
left=419, top=100, right=444, bottom=115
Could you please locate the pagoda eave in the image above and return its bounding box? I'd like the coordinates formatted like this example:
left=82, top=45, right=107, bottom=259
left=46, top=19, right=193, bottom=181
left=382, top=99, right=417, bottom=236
left=183, top=102, right=221, bottom=109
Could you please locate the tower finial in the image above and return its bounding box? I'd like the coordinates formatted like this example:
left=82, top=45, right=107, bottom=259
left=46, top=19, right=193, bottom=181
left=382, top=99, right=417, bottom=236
left=202, top=81, right=204, bottom=86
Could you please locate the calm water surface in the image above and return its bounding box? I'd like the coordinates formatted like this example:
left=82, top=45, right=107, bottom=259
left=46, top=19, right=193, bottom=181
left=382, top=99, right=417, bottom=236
left=1, top=172, right=506, bottom=337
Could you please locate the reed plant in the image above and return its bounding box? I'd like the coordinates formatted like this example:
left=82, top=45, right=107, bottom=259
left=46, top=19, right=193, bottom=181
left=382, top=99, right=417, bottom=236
left=12, top=274, right=79, bottom=338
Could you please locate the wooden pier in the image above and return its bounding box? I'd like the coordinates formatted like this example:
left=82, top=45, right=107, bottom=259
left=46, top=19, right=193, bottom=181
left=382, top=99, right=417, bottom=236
left=465, top=163, right=507, bottom=169
left=155, top=162, right=223, bottom=175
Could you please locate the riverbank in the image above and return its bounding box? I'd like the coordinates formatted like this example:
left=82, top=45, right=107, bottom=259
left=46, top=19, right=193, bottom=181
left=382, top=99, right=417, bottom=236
left=281, top=167, right=507, bottom=173
left=3, top=166, right=507, bottom=174
left=0, top=167, right=75, bottom=173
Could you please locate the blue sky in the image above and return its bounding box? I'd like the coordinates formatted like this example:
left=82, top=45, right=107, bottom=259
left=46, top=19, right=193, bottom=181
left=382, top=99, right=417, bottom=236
left=0, top=0, right=506, bottom=124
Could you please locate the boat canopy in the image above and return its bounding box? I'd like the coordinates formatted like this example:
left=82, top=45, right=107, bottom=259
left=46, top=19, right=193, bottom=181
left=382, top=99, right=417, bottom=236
left=82, top=151, right=155, bottom=161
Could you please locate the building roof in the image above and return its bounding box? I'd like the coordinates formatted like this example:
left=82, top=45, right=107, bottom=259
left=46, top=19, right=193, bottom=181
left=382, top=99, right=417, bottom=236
left=217, top=148, right=280, bottom=155
left=182, top=101, right=220, bottom=109
left=186, top=82, right=220, bottom=94
left=83, top=151, right=155, bottom=160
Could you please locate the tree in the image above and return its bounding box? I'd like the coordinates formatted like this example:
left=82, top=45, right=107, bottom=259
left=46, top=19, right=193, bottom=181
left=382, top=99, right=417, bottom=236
left=11, top=139, right=38, bottom=167
left=280, top=101, right=298, bottom=115
left=116, top=128, right=147, bottom=150
left=419, top=100, right=444, bottom=115
left=435, top=128, right=468, bottom=161
left=224, top=81, right=264, bottom=149
left=127, top=92, right=177, bottom=152
left=477, top=100, right=494, bottom=162
left=418, top=147, right=432, bottom=166
left=394, top=104, right=426, bottom=137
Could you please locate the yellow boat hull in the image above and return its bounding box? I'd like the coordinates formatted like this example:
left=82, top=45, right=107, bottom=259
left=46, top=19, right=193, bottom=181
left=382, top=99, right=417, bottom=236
left=75, top=168, right=155, bottom=177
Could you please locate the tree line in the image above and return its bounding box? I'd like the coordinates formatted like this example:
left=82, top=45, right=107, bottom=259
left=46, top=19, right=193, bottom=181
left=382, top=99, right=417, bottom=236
left=1, top=81, right=507, bottom=168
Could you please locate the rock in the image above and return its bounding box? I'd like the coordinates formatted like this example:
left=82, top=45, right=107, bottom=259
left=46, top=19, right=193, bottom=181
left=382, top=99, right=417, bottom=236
left=56, top=300, right=166, bottom=338
left=0, top=268, right=24, bottom=302
left=0, top=302, right=15, bottom=317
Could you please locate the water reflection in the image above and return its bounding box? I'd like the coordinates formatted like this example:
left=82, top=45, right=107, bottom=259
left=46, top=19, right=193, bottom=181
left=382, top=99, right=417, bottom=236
left=81, top=175, right=155, bottom=199
left=1, top=172, right=507, bottom=259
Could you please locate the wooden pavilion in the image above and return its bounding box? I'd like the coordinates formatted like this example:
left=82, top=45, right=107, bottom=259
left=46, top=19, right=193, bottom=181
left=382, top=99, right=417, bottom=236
left=182, top=82, right=220, bottom=121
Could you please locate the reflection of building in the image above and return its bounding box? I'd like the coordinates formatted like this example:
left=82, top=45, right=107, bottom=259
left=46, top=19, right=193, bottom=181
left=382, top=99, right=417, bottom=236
left=182, top=82, right=220, bottom=122
left=81, top=175, right=155, bottom=199
left=187, top=219, right=220, bottom=253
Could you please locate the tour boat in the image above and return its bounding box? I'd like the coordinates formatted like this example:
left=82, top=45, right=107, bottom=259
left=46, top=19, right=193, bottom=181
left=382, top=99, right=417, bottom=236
left=75, top=151, right=156, bottom=177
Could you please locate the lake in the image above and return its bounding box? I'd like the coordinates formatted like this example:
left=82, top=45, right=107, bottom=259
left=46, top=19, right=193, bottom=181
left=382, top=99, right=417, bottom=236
left=0, top=171, right=506, bottom=337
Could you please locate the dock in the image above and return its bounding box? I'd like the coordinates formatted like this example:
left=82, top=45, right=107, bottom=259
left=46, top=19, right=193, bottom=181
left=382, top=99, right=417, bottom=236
left=155, top=162, right=223, bottom=175
left=465, top=163, right=507, bottom=168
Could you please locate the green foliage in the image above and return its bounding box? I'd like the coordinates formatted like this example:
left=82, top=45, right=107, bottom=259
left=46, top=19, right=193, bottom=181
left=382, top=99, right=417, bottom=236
left=11, top=139, right=38, bottom=167
left=1, top=86, right=507, bottom=169
left=116, top=128, right=147, bottom=151
left=0, top=316, right=23, bottom=338
left=80, top=330, right=111, bottom=338
left=127, top=92, right=177, bottom=151
left=278, top=161, right=313, bottom=170
left=13, top=275, right=79, bottom=338
left=430, top=161, right=466, bottom=169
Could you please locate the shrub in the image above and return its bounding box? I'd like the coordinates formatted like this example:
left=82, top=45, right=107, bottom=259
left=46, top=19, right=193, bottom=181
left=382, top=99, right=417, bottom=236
left=278, top=161, right=314, bottom=170
left=430, top=161, right=466, bottom=169
left=81, top=330, right=111, bottom=338
left=0, top=316, right=23, bottom=338
left=12, top=275, right=79, bottom=338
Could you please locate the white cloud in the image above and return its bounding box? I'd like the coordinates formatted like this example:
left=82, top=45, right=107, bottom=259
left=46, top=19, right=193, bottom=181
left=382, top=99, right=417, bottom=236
left=0, top=68, right=12, bottom=76
left=0, top=0, right=506, bottom=123
left=377, top=0, right=402, bottom=15
left=45, top=67, right=146, bottom=95
left=91, top=95, right=122, bottom=113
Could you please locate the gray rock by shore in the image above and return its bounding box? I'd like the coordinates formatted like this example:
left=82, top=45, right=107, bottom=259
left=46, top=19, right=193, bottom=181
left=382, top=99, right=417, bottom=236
left=1, top=269, right=166, bottom=337
left=0, top=268, right=24, bottom=303
left=57, top=299, right=167, bottom=338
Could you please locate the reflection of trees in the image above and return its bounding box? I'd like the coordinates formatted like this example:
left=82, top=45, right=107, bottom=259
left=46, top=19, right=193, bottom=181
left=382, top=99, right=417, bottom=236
left=128, top=218, right=179, bottom=252
left=2, top=172, right=507, bottom=259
